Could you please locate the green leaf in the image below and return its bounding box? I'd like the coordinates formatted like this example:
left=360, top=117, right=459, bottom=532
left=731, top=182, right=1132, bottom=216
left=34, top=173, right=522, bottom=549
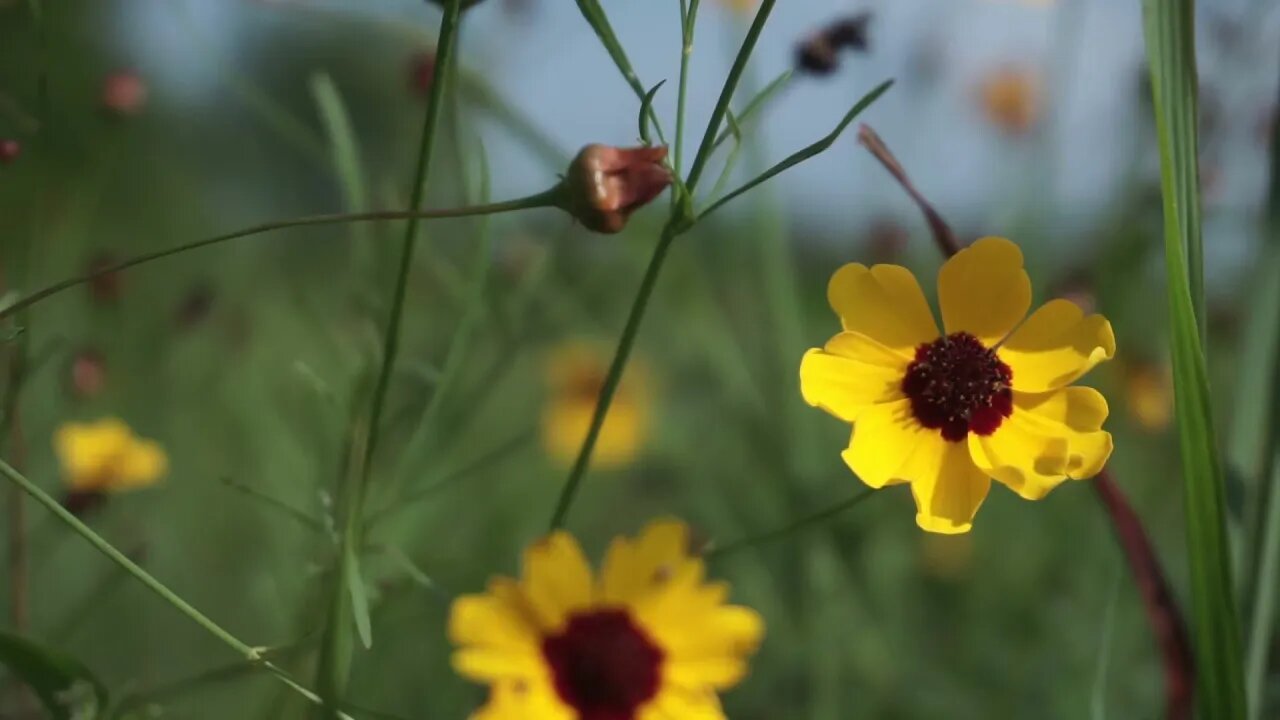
left=344, top=543, right=373, bottom=649
left=638, top=80, right=666, bottom=147
left=0, top=631, right=108, bottom=720
left=698, top=79, right=893, bottom=221
left=1142, top=0, right=1247, bottom=716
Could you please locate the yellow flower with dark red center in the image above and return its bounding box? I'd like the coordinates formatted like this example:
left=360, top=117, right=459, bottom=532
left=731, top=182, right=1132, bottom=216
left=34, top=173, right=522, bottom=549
left=978, top=66, right=1042, bottom=136
left=542, top=342, right=648, bottom=469
left=54, top=418, right=167, bottom=494
left=449, top=520, right=763, bottom=720
left=799, top=237, right=1115, bottom=534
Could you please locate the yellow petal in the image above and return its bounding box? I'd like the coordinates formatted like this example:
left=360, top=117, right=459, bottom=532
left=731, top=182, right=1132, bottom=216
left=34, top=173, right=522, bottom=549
left=659, top=604, right=764, bottom=689
left=969, top=387, right=1113, bottom=500
left=643, top=686, right=727, bottom=720
left=799, top=332, right=907, bottom=423
left=116, top=439, right=168, bottom=490
left=448, top=579, right=541, bottom=654
left=937, top=237, right=1031, bottom=346
left=520, top=531, right=595, bottom=630
left=907, top=436, right=992, bottom=534
left=826, top=263, right=939, bottom=357
left=601, top=519, right=702, bottom=605
left=470, top=679, right=574, bottom=720
left=840, top=398, right=929, bottom=488
left=999, top=299, right=1116, bottom=392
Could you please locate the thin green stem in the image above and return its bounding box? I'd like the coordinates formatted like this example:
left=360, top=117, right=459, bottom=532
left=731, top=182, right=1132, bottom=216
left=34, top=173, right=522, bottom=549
left=0, top=459, right=341, bottom=713
left=674, top=0, right=702, bottom=178
left=684, top=0, right=777, bottom=194
left=705, top=489, right=875, bottom=561
left=0, top=194, right=555, bottom=322
left=572, top=0, right=667, bottom=144
left=548, top=226, right=678, bottom=530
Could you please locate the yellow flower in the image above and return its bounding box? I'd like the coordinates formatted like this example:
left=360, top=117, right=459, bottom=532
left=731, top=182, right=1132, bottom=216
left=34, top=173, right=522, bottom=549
left=978, top=66, right=1042, bottom=136
left=1125, top=362, right=1172, bottom=432
left=717, top=0, right=757, bottom=13
left=542, top=342, right=649, bottom=469
left=799, top=237, right=1115, bottom=534
left=449, top=520, right=764, bottom=720
left=54, top=418, right=167, bottom=493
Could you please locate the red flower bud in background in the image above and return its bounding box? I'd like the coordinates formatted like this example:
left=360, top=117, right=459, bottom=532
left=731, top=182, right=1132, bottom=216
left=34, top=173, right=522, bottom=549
left=69, top=349, right=108, bottom=400
left=559, top=144, right=672, bottom=234
left=87, top=252, right=124, bottom=304
left=409, top=52, right=436, bottom=96
left=102, top=71, right=148, bottom=117
left=0, top=139, right=20, bottom=164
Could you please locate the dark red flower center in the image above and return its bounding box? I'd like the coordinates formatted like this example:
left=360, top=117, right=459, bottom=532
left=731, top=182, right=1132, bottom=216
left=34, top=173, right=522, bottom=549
left=902, top=332, right=1013, bottom=442
left=542, top=609, right=664, bottom=720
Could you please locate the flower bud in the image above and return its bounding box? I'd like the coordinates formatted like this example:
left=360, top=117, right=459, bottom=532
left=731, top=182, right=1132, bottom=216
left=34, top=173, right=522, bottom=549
left=102, top=71, right=148, bottom=117
left=559, top=144, right=672, bottom=234
left=0, top=139, right=19, bottom=164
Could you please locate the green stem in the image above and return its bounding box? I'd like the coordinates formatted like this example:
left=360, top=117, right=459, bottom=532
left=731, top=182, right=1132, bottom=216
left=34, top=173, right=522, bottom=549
left=684, top=0, right=776, bottom=194
left=674, top=0, right=702, bottom=177
left=0, top=459, right=342, bottom=713
left=705, top=489, right=875, bottom=560
left=548, top=226, right=678, bottom=530
left=0, top=195, right=555, bottom=323
left=572, top=0, right=667, bottom=144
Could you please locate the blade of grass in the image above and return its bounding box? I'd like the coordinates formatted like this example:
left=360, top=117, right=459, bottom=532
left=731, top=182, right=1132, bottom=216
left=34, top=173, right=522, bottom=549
left=684, top=0, right=778, bottom=195
left=674, top=0, right=703, bottom=177
left=1244, top=75, right=1280, bottom=720
left=709, top=69, right=793, bottom=153
left=0, top=459, right=347, bottom=717
left=220, top=477, right=328, bottom=536
left=318, top=0, right=464, bottom=711
left=310, top=73, right=370, bottom=250
left=698, top=81, right=893, bottom=220
left=572, top=0, right=667, bottom=144
left=1143, top=0, right=1246, bottom=715
left=1091, top=569, right=1123, bottom=720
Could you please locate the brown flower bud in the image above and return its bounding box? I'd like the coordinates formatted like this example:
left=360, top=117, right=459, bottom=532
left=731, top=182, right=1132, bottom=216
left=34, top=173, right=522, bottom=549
left=87, top=252, right=124, bottom=304
left=0, top=139, right=19, bottom=164
left=560, top=144, right=672, bottom=234
left=69, top=349, right=107, bottom=399
left=102, top=71, right=148, bottom=116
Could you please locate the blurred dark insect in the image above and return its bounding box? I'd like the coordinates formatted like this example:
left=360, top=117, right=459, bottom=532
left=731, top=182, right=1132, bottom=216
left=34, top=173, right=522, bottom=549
left=0, top=138, right=19, bottom=163
left=175, top=282, right=216, bottom=330
left=795, top=13, right=871, bottom=76
left=87, top=252, right=123, bottom=304
left=102, top=71, right=148, bottom=117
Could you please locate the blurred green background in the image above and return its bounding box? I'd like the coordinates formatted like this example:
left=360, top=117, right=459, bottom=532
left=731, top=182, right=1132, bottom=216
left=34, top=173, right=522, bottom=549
left=2, top=0, right=1279, bottom=718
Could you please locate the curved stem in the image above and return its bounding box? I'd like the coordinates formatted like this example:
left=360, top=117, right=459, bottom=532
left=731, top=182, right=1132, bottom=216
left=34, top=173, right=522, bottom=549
left=705, top=488, right=875, bottom=561
left=0, top=193, right=556, bottom=323
left=548, top=226, right=677, bottom=530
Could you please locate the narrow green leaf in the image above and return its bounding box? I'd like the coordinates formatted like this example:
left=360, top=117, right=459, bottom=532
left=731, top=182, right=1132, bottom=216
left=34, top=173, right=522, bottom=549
left=310, top=73, right=371, bottom=253
left=698, top=80, right=893, bottom=220
left=343, top=543, right=373, bottom=649
left=0, top=631, right=108, bottom=720
left=1142, top=0, right=1247, bottom=715
left=710, top=69, right=793, bottom=152
left=638, top=80, right=667, bottom=146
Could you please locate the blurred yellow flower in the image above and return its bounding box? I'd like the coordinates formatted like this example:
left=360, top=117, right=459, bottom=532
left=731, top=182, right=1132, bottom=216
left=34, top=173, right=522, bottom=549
left=449, top=519, right=763, bottom=720
left=717, top=0, right=757, bottom=13
left=542, top=342, right=649, bottom=469
left=54, top=418, right=167, bottom=493
left=800, top=237, right=1115, bottom=534
left=1125, top=363, right=1172, bottom=432
left=978, top=66, right=1042, bottom=136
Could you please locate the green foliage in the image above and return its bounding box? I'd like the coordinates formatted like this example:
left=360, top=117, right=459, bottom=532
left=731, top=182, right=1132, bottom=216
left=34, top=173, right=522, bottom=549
left=0, top=631, right=107, bottom=720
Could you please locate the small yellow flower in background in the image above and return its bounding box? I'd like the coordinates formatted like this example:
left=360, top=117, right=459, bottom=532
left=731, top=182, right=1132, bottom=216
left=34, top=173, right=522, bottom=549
left=800, top=237, right=1115, bottom=534
left=978, top=66, right=1042, bottom=136
left=716, top=0, right=757, bottom=13
left=542, top=342, right=649, bottom=470
left=1124, top=362, right=1173, bottom=432
left=449, top=519, right=764, bottom=720
left=54, top=418, right=167, bottom=494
